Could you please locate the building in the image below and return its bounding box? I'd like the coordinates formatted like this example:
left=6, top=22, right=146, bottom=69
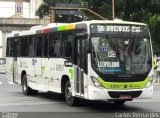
left=0, top=0, right=50, bottom=57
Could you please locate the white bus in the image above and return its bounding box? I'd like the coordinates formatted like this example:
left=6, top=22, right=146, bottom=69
left=6, top=20, right=153, bottom=106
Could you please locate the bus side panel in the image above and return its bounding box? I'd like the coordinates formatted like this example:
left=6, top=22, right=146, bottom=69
left=17, top=58, right=35, bottom=85
left=34, top=58, right=47, bottom=91
left=28, top=58, right=38, bottom=90
left=46, top=58, right=64, bottom=93
left=27, top=58, right=36, bottom=88
left=41, top=58, right=50, bottom=92
left=6, top=57, right=14, bottom=82
left=41, top=58, right=74, bottom=94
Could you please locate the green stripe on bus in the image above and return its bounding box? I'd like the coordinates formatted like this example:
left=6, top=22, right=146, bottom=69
left=41, top=66, right=45, bottom=76
left=97, top=77, right=150, bottom=90
left=10, top=64, right=13, bottom=72
left=69, top=69, right=73, bottom=79
left=57, top=26, right=65, bottom=31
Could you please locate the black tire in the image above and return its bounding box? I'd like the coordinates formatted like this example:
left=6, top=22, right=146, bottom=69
left=113, top=100, right=126, bottom=105
left=22, top=75, right=38, bottom=95
left=65, top=80, right=79, bottom=106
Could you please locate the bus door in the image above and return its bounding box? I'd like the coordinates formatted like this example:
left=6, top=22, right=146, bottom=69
left=13, top=38, right=19, bottom=83
left=74, top=37, right=85, bottom=96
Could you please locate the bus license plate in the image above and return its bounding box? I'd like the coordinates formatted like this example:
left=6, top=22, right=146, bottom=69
left=119, top=95, right=131, bottom=99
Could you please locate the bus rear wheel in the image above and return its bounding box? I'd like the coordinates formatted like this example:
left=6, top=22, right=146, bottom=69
left=65, top=80, right=78, bottom=106
left=22, top=75, right=38, bottom=95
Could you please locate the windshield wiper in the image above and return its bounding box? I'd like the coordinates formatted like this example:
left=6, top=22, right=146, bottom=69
left=105, top=34, right=120, bottom=56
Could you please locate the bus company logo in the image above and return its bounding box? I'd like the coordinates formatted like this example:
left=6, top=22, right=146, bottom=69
left=110, top=84, right=121, bottom=88
left=124, top=84, right=128, bottom=88
left=132, top=84, right=141, bottom=88
left=56, top=64, right=64, bottom=71
left=129, top=84, right=133, bottom=88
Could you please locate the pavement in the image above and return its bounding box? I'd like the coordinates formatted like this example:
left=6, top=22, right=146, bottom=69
left=154, top=79, right=160, bottom=85
left=0, top=67, right=160, bottom=117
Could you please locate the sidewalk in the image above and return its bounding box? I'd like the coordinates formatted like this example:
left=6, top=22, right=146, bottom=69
left=153, top=82, right=160, bottom=92
left=153, top=79, right=160, bottom=86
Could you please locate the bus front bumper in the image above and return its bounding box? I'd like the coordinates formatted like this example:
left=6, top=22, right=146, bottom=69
left=87, top=85, right=153, bottom=100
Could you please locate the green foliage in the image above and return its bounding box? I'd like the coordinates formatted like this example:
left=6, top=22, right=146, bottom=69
left=147, top=16, right=160, bottom=54
left=114, top=0, right=158, bottom=20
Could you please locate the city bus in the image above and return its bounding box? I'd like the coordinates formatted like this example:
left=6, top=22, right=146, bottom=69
left=6, top=20, right=153, bottom=106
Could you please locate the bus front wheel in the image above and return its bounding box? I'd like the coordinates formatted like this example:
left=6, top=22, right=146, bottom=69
left=22, top=75, right=38, bottom=95
left=65, top=80, right=78, bottom=106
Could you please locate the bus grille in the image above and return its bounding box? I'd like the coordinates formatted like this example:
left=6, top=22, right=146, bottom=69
left=108, top=91, right=142, bottom=98
left=100, top=76, right=146, bottom=82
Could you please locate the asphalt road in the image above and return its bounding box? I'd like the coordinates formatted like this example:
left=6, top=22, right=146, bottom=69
left=0, top=74, right=160, bottom=118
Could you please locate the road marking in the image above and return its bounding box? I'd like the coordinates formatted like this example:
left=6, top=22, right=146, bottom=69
left=0, top=81, right=15, bottom=85
left=8, top=81, right=15, bottom=85
left=0, top=101, right=65, bottom=107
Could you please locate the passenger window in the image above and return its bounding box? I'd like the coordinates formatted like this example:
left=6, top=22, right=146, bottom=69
left=43, top=35, right=49, bottom=57
left=28, top=36, right=34, bottom=57
left=20, top=37, right=29, bottom=57
left=6, top=38, right=14, bottom=57
left=61, top=32, right=73, bottom=58
left=49, top=33, right=61, bottom=57
left=35, top=35, right=43, bottom=57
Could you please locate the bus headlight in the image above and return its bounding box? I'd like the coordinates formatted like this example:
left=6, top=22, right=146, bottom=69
left=145, top=76, right=154, bottom=88
left=90, top=76, right=103, bottom=88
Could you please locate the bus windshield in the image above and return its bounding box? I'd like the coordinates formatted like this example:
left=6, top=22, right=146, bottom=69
left=91, top=34, right=152, bottom=75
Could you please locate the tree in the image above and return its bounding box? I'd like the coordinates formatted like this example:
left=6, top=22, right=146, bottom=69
left=115, top=0, right=160, bottom=21
left=147, top=15, right=160, bottom=54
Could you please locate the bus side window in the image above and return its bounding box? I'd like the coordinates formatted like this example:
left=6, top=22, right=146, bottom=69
left=49, top=33, right=56, bottom=57
left=43, top=34, right=49, bottom=57
left=35, top=35, right=43, bottom=57
left=13, top=38, right=19, bottom=57
left=20, top=37, right=29, bottom=57
left=61, top=31, right=73, bottom=58
left=6, top=38, right=10, bottom=57
left=28, top=36, right=35, bottom=57
left=49, top=33, right=61, bottom=58
left=76, top=39, right=81, bottom=66
left=6, top=38, right=14, bottom=57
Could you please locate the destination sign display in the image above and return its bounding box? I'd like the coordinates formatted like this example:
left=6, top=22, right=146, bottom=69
left=90, top=24, right=149, bottom=36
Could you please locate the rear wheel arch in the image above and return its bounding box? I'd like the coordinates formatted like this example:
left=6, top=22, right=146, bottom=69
left=21, top=70, right=38, bottom=95
left=21, top=70, right=26, bottom=84
left=61, top=75, right=70, bottom=94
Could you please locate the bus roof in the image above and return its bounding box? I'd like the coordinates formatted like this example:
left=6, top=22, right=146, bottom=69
left=7, top=20, right=147, bottom=38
